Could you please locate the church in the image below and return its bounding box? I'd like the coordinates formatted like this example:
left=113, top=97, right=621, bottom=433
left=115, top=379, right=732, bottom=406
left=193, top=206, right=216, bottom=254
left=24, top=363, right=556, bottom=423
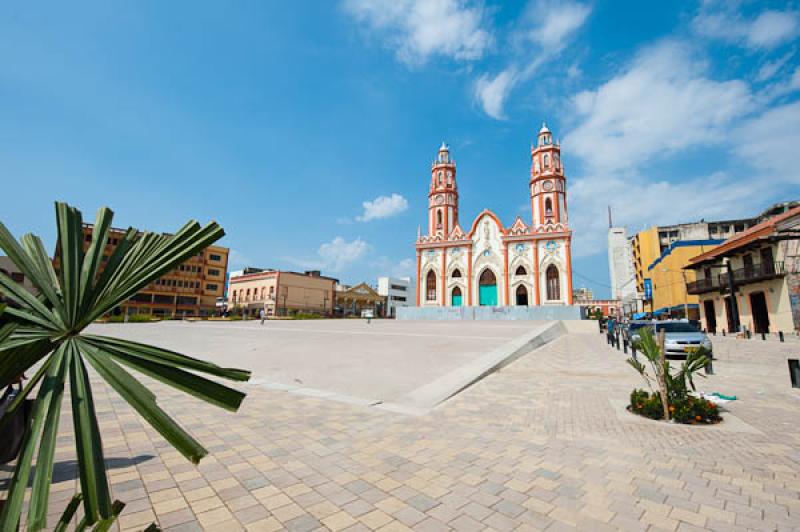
left=415, top=123, right=574, bottom=308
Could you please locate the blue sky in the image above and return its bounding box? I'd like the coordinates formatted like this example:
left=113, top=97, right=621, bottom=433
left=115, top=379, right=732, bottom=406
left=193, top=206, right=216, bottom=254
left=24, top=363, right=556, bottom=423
left=2, top=1, right=800, bottom=298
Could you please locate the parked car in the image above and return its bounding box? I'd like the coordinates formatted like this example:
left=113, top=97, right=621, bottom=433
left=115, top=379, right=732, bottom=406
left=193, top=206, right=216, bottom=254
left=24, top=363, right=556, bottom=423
left=628, top=320, right=713, bottom=359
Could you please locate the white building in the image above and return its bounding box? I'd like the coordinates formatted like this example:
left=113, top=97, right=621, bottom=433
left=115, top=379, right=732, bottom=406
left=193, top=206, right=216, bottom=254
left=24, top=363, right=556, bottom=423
left=607, top=227, right=639, bottom=309
left=415, top=124, right=574, bottom=308
left=377, top=276, right=412, bottom=317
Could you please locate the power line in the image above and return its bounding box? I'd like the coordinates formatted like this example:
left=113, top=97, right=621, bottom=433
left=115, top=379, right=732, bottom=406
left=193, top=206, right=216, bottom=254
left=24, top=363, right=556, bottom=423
left=572, top=269, right=613, bottom=289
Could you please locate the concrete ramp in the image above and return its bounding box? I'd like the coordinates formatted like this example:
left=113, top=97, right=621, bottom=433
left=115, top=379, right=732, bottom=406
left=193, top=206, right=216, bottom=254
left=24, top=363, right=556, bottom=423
left=385, top=321, right=566, bottom=413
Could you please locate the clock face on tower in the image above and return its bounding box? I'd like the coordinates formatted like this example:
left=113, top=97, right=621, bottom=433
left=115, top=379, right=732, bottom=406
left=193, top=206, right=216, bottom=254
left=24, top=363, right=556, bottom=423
left=542, top=180, right=554, bottom=191
left=435, top=195, right=444, bottom=204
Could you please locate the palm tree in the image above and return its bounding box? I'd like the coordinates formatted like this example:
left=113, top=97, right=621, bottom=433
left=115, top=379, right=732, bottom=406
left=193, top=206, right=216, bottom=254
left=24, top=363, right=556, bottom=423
left=0, top=203, right=251, bottom=531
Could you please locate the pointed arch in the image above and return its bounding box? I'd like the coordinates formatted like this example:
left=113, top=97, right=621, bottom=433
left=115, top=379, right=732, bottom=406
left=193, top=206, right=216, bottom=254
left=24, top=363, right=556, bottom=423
left=545, top=198, right=553, bottom=217
left=516, top=284, right=529, bottom=306
left=466, top=209, right=507, bottom=238
left=426, top=270, right=437, bottom=302
left=451, top=268, right=462, bottom=278
left=451, top=286, right=462, bottom=307
left=546, top=264, right=560, bottom=301
left=477, top=268, right=498, bottom=306
left=515, top=265, right=527, bottom=276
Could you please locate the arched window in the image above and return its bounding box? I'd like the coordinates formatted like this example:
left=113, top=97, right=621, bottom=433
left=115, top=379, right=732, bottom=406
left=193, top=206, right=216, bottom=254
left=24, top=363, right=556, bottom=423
left=545, top=198, right=553, bottom=216
left=452, top=269, right=462, bottom=278
left=436, top=210, right=443, bottom=227
left=426, top=271, right=437, bottom=301
left=515, top=265, right=527, bottom=276
left=543, top=154, right=550, bottom=167
left=438, top=171, right=443, bottom=185
left=546, top=265, right=560, bottom=301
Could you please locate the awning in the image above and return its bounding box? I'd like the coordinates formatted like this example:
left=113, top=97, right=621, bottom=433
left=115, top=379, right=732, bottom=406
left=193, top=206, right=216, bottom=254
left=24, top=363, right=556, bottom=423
left=632, top=312, right=648, bottom=319
left=670, top=304, right=699, bottom=311
left=653, top=307, right=669, bottom=316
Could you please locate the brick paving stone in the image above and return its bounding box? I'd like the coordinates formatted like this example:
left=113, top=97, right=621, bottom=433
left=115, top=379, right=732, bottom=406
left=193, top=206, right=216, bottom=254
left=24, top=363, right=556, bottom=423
left=5, top=330, right=800, bottom=532
left=158, top=508, right=196, bottom=529
left=448, top=514, right=485, bottom=532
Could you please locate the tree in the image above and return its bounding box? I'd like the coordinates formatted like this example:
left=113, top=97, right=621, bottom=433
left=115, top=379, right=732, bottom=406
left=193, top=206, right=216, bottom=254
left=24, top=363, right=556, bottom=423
left=0, top=203, right=251, bottom=530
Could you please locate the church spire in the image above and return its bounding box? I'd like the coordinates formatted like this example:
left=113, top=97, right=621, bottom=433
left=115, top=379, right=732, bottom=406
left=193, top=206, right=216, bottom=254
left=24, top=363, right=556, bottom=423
left=427, top=142, right=459, bottom=237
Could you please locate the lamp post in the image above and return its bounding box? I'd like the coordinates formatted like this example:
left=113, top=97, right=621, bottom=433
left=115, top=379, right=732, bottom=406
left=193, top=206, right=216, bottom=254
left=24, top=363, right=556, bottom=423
left=725, top=259, right=740, bottom=333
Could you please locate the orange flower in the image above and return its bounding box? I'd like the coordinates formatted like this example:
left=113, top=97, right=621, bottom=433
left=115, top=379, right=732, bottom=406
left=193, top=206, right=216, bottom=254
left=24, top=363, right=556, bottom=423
left=668, top=406, right=675, bottom=412
left=695, top=415, right=702, bottom=421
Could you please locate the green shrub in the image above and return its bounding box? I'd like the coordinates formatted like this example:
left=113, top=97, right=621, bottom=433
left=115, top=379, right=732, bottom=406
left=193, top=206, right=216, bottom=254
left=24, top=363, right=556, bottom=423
left=629, top=388, right=720, bottom=424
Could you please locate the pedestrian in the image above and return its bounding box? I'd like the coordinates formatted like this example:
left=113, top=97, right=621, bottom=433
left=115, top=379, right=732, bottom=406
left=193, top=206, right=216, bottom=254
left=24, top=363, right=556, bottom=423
left=259, top=308, right=266, bottom=325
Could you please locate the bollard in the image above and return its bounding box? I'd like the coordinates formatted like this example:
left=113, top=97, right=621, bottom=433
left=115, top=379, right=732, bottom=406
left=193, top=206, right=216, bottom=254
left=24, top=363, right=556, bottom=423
left=722, top=330, right=726, bottom=336
left=623, top=339, right=628, bottom=354
left=631, top=344, right=637, bottom=360
left=705, top=357, right=714, bottom=375
left=761, top=332, right=766, bottom=341
left=616, top=334, right=621, bottom=350
left=598, top=320, right=603, bottom=334
left=779, top=331, right=785, bottom=342
left=789, top=359, right=800, bottom=388
left=746, top=330, right=751, bottom=339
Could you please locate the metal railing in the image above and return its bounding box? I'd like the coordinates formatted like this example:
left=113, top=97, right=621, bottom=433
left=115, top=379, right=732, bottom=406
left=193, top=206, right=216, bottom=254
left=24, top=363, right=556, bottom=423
left=686, top=261, right=785, bottom=294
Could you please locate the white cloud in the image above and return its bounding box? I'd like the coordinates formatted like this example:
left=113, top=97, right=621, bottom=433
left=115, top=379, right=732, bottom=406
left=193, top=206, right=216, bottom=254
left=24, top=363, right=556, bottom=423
left=317, top=236, right=369, bottom=272
left=285, top=236, right=370, bottom=273
left=748, top=10, right=800, bottom=49
left=569, top=172, right=755, bottom=258
left=474, top=0, right=590, bottom=119
left=693, top=3, right=799, bottom=50
left=561, top=39, right=800, bottom=259
left=343, top=0, right=492, bottom=65
left=356, top=193, right=409, bottom=222
left=755, top=51, right=794, bottom=82
left=733, top=100, right=800, bottom=184
left=525, top=0, right=592, bottom=50
left=372, top=256, right=416, bottom=279
left=564, top=41, right=751, bottom=173
left=474, top=69, right=518, bottom=119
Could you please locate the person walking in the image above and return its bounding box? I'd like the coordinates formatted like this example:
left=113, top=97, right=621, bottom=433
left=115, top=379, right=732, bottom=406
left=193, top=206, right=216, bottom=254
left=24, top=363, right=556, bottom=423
left=259, top=308, right=266, bottom=325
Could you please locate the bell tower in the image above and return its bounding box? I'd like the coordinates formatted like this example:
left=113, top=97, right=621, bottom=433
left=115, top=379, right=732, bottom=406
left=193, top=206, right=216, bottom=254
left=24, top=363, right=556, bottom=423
left=428, top=143, right=459, bottom=237
left=530, top=123, right=568, bottom=229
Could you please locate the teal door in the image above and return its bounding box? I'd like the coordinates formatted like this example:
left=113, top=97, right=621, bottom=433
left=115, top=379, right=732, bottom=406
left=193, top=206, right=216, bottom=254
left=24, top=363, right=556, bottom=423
left=478, top=269, right=498, bottom=306
left=479, top=284, right=497, bottom=306
left=452, top=291, right=462, bottom=307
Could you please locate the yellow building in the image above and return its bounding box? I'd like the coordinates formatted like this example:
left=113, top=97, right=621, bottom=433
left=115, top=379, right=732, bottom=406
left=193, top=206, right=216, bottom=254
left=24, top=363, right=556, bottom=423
left=645, top=241, right=723, bottom=319
left=631, top=227, right=660, bottom=296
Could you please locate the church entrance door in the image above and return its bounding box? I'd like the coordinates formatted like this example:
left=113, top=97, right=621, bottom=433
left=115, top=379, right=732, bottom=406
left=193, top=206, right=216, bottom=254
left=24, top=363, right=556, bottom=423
left=478, top=269, right=498, bottom=306
left=451, top=287, right=462, bottom=307
left=516, top=285, right=529, bottom=306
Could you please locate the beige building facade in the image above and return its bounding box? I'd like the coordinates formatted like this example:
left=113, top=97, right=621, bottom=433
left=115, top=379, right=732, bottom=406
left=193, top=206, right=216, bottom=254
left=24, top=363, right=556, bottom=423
left=686, top=206, right=800, bottom=334
left=229, top=270, right=337, bottom=316
left=68, top=225, right=228, bottom=317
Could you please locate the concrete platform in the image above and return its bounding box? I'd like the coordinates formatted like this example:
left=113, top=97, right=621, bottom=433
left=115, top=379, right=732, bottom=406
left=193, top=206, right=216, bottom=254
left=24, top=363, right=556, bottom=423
left=87, top=319, right=563, bottom=410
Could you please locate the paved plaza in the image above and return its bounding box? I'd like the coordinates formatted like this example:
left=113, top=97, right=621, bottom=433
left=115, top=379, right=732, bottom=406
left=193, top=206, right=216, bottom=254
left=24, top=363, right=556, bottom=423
left=2, top=321, right=800, bottom=531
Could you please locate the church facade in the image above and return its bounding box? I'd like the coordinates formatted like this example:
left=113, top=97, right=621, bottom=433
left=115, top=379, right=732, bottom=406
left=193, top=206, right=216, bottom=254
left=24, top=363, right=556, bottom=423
left=415, top=124, right=574, bottom=308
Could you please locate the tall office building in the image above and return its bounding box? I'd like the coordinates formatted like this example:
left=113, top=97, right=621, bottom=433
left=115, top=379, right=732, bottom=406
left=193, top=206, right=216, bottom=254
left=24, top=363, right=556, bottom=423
left=607, top=226, right=638, bottom=304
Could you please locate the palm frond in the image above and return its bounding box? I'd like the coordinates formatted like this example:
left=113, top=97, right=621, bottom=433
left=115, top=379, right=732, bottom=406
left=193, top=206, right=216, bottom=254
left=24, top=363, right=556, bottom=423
left=0, top=202, right=249, bottom=530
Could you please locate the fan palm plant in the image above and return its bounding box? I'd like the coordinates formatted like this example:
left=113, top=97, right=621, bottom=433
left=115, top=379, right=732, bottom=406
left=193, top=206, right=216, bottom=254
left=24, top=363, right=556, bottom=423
left=0, top=203, right=251, bottom=531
